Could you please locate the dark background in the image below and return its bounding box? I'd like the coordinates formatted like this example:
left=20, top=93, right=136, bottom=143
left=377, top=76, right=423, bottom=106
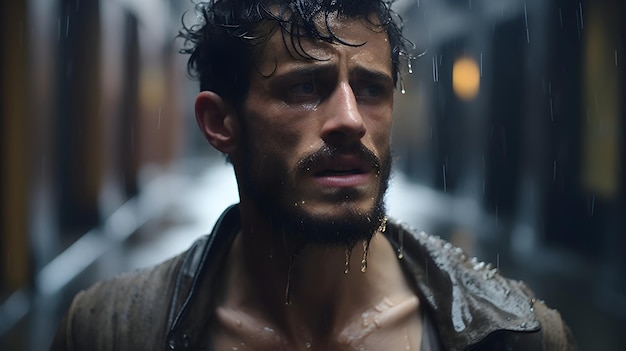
left=1, top=0, right=624, bottom=349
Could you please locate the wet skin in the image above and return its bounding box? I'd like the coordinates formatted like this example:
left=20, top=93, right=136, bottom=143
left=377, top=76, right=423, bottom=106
left=234, top=16, right=394, bottom=228
left=196, top=15, right=423, bottom=351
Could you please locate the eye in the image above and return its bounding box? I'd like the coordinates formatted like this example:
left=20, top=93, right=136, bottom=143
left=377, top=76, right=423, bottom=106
left=354, top=83, right=386, bottom=103
left=359, top=85, right=382, bottom=98
left=288, top=81, right=317, bottom=102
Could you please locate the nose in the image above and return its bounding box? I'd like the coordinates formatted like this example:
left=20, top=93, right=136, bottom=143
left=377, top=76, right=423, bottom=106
left=320, top=82, right=366, bottom=145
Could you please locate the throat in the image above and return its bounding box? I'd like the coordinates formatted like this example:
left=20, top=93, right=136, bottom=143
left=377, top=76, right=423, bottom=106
left=211, top=230, right=424, bottom=350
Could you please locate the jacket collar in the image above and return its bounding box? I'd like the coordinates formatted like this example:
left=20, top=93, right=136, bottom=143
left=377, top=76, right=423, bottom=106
left=166, top=205, right=540, bottom=350
left=384, top=221, right=540, bottom=351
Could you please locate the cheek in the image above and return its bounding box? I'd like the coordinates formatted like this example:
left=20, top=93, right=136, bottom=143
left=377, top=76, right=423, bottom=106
left=364, top=109, right=393, bottom=149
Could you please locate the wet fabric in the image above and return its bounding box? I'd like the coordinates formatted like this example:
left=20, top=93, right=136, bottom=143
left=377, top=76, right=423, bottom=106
left=50, top=204, right=576, bottom=351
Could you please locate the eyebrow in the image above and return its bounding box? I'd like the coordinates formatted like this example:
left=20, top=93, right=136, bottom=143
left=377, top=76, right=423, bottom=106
left=271, top=65, right=337, bottom=83
left=349, top=66, right=393, bottom=85
left=271, top=64, right=393, bottom=85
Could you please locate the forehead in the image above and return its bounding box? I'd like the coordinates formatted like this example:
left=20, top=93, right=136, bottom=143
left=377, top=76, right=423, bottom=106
left=255, top=15, right=393, bottom=76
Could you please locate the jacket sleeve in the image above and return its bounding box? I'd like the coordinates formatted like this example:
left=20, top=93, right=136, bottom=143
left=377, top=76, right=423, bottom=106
left=48, top=256, right=183, bottom=351
left=534, top=299, right=578, bottom=351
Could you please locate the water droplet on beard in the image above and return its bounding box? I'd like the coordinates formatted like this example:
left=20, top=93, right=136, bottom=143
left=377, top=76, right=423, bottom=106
left=344, top=246, right=353, bottom=274
left=408, top=58, right=413, bottom=74
left=378, top=216, right=388, bottom=233
left=400, top=78, right=406, bottom=94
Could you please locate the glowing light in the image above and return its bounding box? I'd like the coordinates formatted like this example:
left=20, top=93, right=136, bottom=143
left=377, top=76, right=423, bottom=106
left=452, top=57, right=480, bottom=101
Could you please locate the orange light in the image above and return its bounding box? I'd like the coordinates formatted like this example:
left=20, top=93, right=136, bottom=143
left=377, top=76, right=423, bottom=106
left=452, top=57, right=480, bottom=100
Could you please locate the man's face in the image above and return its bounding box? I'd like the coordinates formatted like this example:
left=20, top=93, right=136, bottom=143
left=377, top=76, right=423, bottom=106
left=236, top=16, right=394, bottom=247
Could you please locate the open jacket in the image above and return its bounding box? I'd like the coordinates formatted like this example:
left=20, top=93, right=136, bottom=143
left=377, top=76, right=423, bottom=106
left=51, top=205, right=576, bottom=350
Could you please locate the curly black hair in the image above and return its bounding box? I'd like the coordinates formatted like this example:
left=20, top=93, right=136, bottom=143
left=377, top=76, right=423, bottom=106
left=178, top=0, right=410, bottom=107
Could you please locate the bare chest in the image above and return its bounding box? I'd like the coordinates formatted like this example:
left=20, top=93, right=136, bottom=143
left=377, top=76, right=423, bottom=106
left=210, top=297, right=423, bottom=351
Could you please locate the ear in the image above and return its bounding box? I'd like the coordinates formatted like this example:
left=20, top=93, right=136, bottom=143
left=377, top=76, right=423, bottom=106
left=195, top=91, right=239, bottom=154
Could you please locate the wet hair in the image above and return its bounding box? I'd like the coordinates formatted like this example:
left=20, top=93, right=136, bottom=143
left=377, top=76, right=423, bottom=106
left=178, top=0, right=410, bottom=107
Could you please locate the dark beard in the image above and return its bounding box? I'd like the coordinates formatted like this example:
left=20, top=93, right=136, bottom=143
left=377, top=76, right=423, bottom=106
left=239, top=141, right=392, bottom=248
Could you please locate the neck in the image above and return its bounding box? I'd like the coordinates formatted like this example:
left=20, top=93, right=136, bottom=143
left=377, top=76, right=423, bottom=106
left=217, top=201, right=412, bottom=338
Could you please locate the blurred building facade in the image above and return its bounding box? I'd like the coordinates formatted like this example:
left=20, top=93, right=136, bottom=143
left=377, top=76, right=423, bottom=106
left=1, top=0, right=624, bottom=350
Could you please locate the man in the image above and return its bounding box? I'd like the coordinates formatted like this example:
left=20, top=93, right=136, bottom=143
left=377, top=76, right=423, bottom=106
left=51, top=0, right=576, bottom=350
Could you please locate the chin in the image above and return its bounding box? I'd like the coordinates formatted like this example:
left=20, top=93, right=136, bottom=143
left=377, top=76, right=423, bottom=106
left=272, top=198, right=387, bottom=248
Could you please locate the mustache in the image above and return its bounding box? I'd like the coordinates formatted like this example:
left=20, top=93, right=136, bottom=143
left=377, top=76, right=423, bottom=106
left=295, top=144, right=382, bottom=174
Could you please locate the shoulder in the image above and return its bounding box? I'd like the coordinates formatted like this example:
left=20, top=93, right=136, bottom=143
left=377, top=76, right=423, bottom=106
left=50, top=253, right=185, bottom=351
left=385, top=220, right=577, bottom=351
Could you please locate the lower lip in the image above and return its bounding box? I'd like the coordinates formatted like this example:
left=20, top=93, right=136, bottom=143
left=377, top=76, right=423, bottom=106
left=313, top=173, right=371, bottom=187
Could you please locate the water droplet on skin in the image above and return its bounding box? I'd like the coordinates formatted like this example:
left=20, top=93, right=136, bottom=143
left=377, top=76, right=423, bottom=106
left=236, top=319, right=242, bottom=327
left=305, top=342, right=312, bottom=348
left=360, top=239, right=371, bottom=272
left=398, top=227, right=404, bottom=259
left=285, top=253, right=297, bottom=305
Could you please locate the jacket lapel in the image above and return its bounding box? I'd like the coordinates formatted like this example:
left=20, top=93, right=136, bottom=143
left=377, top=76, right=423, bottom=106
left=384, top=220, right=540, bottom=351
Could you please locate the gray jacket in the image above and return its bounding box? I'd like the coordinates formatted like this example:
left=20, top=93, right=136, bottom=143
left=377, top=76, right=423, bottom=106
left=51, top=205, right=576, bottom=350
